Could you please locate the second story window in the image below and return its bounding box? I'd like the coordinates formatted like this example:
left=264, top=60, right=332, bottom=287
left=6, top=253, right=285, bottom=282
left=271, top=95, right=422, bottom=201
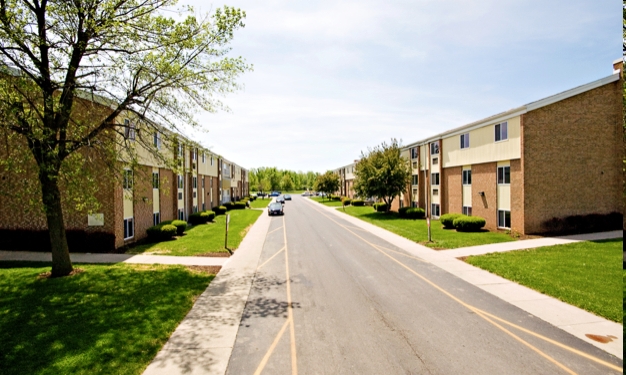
left=123, top=169, right=133, bottom=189
left=192, top=149, right=197, bottom=161
left=495, top=122, right=508, bottom=141
left=497, top=166, right=510, bottom=184
left=431, top=172, right=440, bottom=186
left=430, top=142, right=439, bottom=155
left=462, top=170, right=471, bottom=185
left=178, top=174, right=184, bottom=189
left=460, top=133, right=469, bottom=149
left=202, top=152, right=206, bottom=163
left=412, top=175, right=418, bottom=185
left=124, top=119, right=135, bottom=140
left=178, top=143, right=184, bottom=157
left=411, top=147, right=418, bottom=159
left=152, top=172, right=159, bottom=189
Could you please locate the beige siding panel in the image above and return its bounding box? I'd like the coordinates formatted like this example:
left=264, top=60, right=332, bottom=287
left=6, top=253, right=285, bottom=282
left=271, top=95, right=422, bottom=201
left=123, top=191, right=133, bottom=218
left=223, top=179, right=231, bottom=189
left=462, top=185, right=472, bottom=206
left=152, top=189, right=159, bottom=213
left=442, top=116, right=521, bottom=168
left=420, top=146, right=428, bottom=171
left=497, top=185, right=511, bottom=210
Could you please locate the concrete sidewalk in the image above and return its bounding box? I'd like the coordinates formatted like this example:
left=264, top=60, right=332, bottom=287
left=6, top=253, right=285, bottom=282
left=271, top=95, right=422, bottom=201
left=143, top=210, right=272, bottom=375
left=309, top=199, right=623, bottom=359
left=0, top=250, right=229, bottom=267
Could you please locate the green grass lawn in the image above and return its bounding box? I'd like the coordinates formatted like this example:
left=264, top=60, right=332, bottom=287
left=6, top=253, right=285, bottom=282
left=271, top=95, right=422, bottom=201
left=128, top=209, right=262, bottom=256
left=0, top=262, right=214, bottom=375
left=311, top=196, right=344, bottom=207
left=341, top=206, right=514, bottom=249
left=250, top=197, right=273, bottom=209
left=466, top=239, right=623, bottom=323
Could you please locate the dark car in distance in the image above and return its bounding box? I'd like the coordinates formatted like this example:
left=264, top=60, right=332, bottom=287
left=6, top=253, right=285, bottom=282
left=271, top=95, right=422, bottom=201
left=268, top=202, right=284, bottom=216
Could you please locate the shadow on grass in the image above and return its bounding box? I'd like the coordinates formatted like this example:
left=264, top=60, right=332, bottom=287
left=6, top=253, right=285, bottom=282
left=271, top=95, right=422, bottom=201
left=0, top=262, right=213, bottom=375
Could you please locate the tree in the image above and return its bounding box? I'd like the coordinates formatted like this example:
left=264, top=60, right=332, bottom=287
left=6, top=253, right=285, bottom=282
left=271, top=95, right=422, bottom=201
left=259, top=178, right=270, bottom=194
left=281, top=174, right=294, bottom=192
left=314, top=171, right=339, bottom=200
left=0, top=1, right=250, bottom=277
left=353, top=139, right=410, bottom=213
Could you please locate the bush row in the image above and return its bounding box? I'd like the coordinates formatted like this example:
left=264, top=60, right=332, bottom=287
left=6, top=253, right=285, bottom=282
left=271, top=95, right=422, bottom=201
left=147, top=219, right=188, bottom=241
left=189, top=210, right=216, bottom=225
left=352, top=199, right=364, bottom=206
left=542, top=212, right=622, bottom=235
left=398, top=207, right=425, bottom=219
left=373, top=202, right=388, bottom=212
left=440, top=213, right=486, bottom=232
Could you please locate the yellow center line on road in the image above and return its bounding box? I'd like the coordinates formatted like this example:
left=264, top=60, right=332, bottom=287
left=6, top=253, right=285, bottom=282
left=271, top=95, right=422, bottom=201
left=267, top=226, right=284, bottom=235
left=257, top=247, right=285, bottom=271
left=370, top=243, right=428, bottom=263
left=253, top=318, right=290, bottom=375
left=306, top=204, right=620, bottom=374
left=283, top=215, right=298, bottom=375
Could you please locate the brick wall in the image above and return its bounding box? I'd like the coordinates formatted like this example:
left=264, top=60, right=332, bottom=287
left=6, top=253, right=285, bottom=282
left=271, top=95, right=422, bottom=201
left=471, top=162, right=498, bottom=231
left=159, top=168, right=176, bottom=222
left=443, top=166, right=462, bottom=214
left=510, top=159, right=524, bottom=234
left=131, top=165, right=154, bottom=243
left=522, top=79, right=622, bottom=233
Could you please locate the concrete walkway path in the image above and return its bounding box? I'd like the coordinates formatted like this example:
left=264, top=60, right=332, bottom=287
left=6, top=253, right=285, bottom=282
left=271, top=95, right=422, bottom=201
left=315, top=200, right=623, bottom=360
left=0, top=250, right=228, bottom=266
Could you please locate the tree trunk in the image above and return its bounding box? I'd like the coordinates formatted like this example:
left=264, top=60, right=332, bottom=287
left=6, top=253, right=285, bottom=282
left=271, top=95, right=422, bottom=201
left=39, top=170, right=73, bottom=277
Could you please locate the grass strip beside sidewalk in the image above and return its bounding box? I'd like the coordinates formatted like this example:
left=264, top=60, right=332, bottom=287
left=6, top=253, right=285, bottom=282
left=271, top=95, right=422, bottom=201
left=0, top=262, right=214, bottom=375
left=311, top=196, right=344, bottom=207
left=341, top=206, right=514, bottom=249
left=466, top=239, right=623, bottom=323
left=128, top=209, right=262, bottom=256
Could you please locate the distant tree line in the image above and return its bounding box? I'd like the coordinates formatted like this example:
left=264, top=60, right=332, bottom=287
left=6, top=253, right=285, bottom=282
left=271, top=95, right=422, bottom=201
left=249, top=167, right=319, bottom=192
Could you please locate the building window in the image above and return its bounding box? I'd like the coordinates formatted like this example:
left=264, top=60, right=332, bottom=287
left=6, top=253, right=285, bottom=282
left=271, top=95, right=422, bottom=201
left=433, top=189, right=439, bottom=196
left=210, top=177, right=213, bottom=188
left=431, top=203, right=440, bottom=217
left=462, top=170, right=471, bottom=185
left=495, top=122, right=508, bottom=141
left=193, top=205, right=197, bottom=213
left=152, top=172, right=159, bottom=189
left=431, top=173, right=440, bottom=186
left=178, top=192, right=183, bottom=200
left=123, top=169, right=133, bottom=190
left=193, top=191, right=197, bottom=198
left=178, top=175, right=183, bottom=189
left=497, top=166, right=510, bottom=184
left=411, top=201, right=417, bottom=208
left=430, top=142, right=439, bottom=155
left=124, top=119, right=136, bottom=140
left=460, top=133, right=469, bottom=149
left=153, top=132, right=161, bottom=149
left=202, top=203, right=205, bottom=211
left=412, top=175, right=418, bottom=185
left=211, top=156, right=214, bottom=166
left=411, top=147, right=418, bottom=159
left=123, top=218, right=134, bottom=239
left=193, top=176, right=197, bottom=189
left=192, top=149, right=197, bottom=161
left=412, top=161, right=418, bottom=169
left=178, top=209, right=185, bottom=221
left=153, top=212, right=160, bottom=226
left=202, top=152, right=206, bottom=163
left=498, top=210, right=511, bottom=228
left=201, top=178, right=205, bottom=188
left=463, top=206, right=472, bottom=216
left=432, top=157, right=438, bottom=165
left=413, top=188, right=417, bottom=195
left=178, top=143, right=183, bottom=157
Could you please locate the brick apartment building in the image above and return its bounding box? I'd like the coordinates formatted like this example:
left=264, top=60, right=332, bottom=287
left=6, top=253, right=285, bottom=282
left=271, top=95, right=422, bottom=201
left=391, top=60, right=623, bottom=234
left=332, top=60, right=622, bottom=234
left=0, top=95, right=249, bottom=252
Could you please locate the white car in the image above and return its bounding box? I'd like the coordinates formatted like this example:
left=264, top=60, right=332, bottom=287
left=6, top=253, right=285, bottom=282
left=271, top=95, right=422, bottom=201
left=301, top=191, right=311, bottom=196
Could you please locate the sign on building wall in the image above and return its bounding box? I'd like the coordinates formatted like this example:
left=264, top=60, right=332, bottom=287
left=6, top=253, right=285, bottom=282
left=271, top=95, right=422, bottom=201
left=87, top=213, right=105, bottom=226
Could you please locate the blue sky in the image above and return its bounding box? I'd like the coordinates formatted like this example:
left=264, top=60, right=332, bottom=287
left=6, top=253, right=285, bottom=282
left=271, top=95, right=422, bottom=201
left=181, top=0, right=619, bottom=172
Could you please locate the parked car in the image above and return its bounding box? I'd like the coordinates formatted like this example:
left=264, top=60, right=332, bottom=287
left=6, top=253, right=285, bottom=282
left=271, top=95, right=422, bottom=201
left=284, top=194, right=292, bottom=201
left=268, top=202, right=284, bottom=216
left=301, top=191, right=311, bottom=197
left=276, top=195, right=285, bottom=204
left=270, top=191, right=281, bottom=197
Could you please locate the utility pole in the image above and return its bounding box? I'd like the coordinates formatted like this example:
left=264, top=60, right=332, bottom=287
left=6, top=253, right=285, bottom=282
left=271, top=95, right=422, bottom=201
left=426, top=144, right=432, bottom=242
left=225, top=213, right=232, bottom=255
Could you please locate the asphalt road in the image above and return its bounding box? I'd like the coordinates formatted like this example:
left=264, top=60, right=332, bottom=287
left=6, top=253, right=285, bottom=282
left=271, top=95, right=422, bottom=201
left=226, top=195, right=622, bottom=375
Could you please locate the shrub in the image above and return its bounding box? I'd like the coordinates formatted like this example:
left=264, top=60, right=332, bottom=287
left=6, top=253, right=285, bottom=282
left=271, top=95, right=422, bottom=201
left=330, top=195, right=342, bottom=201
left=453, top=215, right=486, bottom=232
left=201, top=211, right=216, bottom=222
left=342, top=198, right=351, bottom=206
left=146, top=224, right=177, bottom=241
left=398, top=207, right=410, bottom=218
left=352, top=199, right=364, bottom=206
left=373, top=202, right=388, bottom=212
left=440, top=213, right=464, bottom=229
left=212, top=206, right=227, bottom=215
left=542, top=212, right=622, bottom=235
left=188, top=212, right=206, bottom=225
left=406, top=207, right=425, bottom=219
left=233, top=202, right=247, bottom=210
left=171, top=220, right=188, bottom=236
left=398, top=207, right=425, bottom=219
left=223, top=202, right=234, bottom=210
